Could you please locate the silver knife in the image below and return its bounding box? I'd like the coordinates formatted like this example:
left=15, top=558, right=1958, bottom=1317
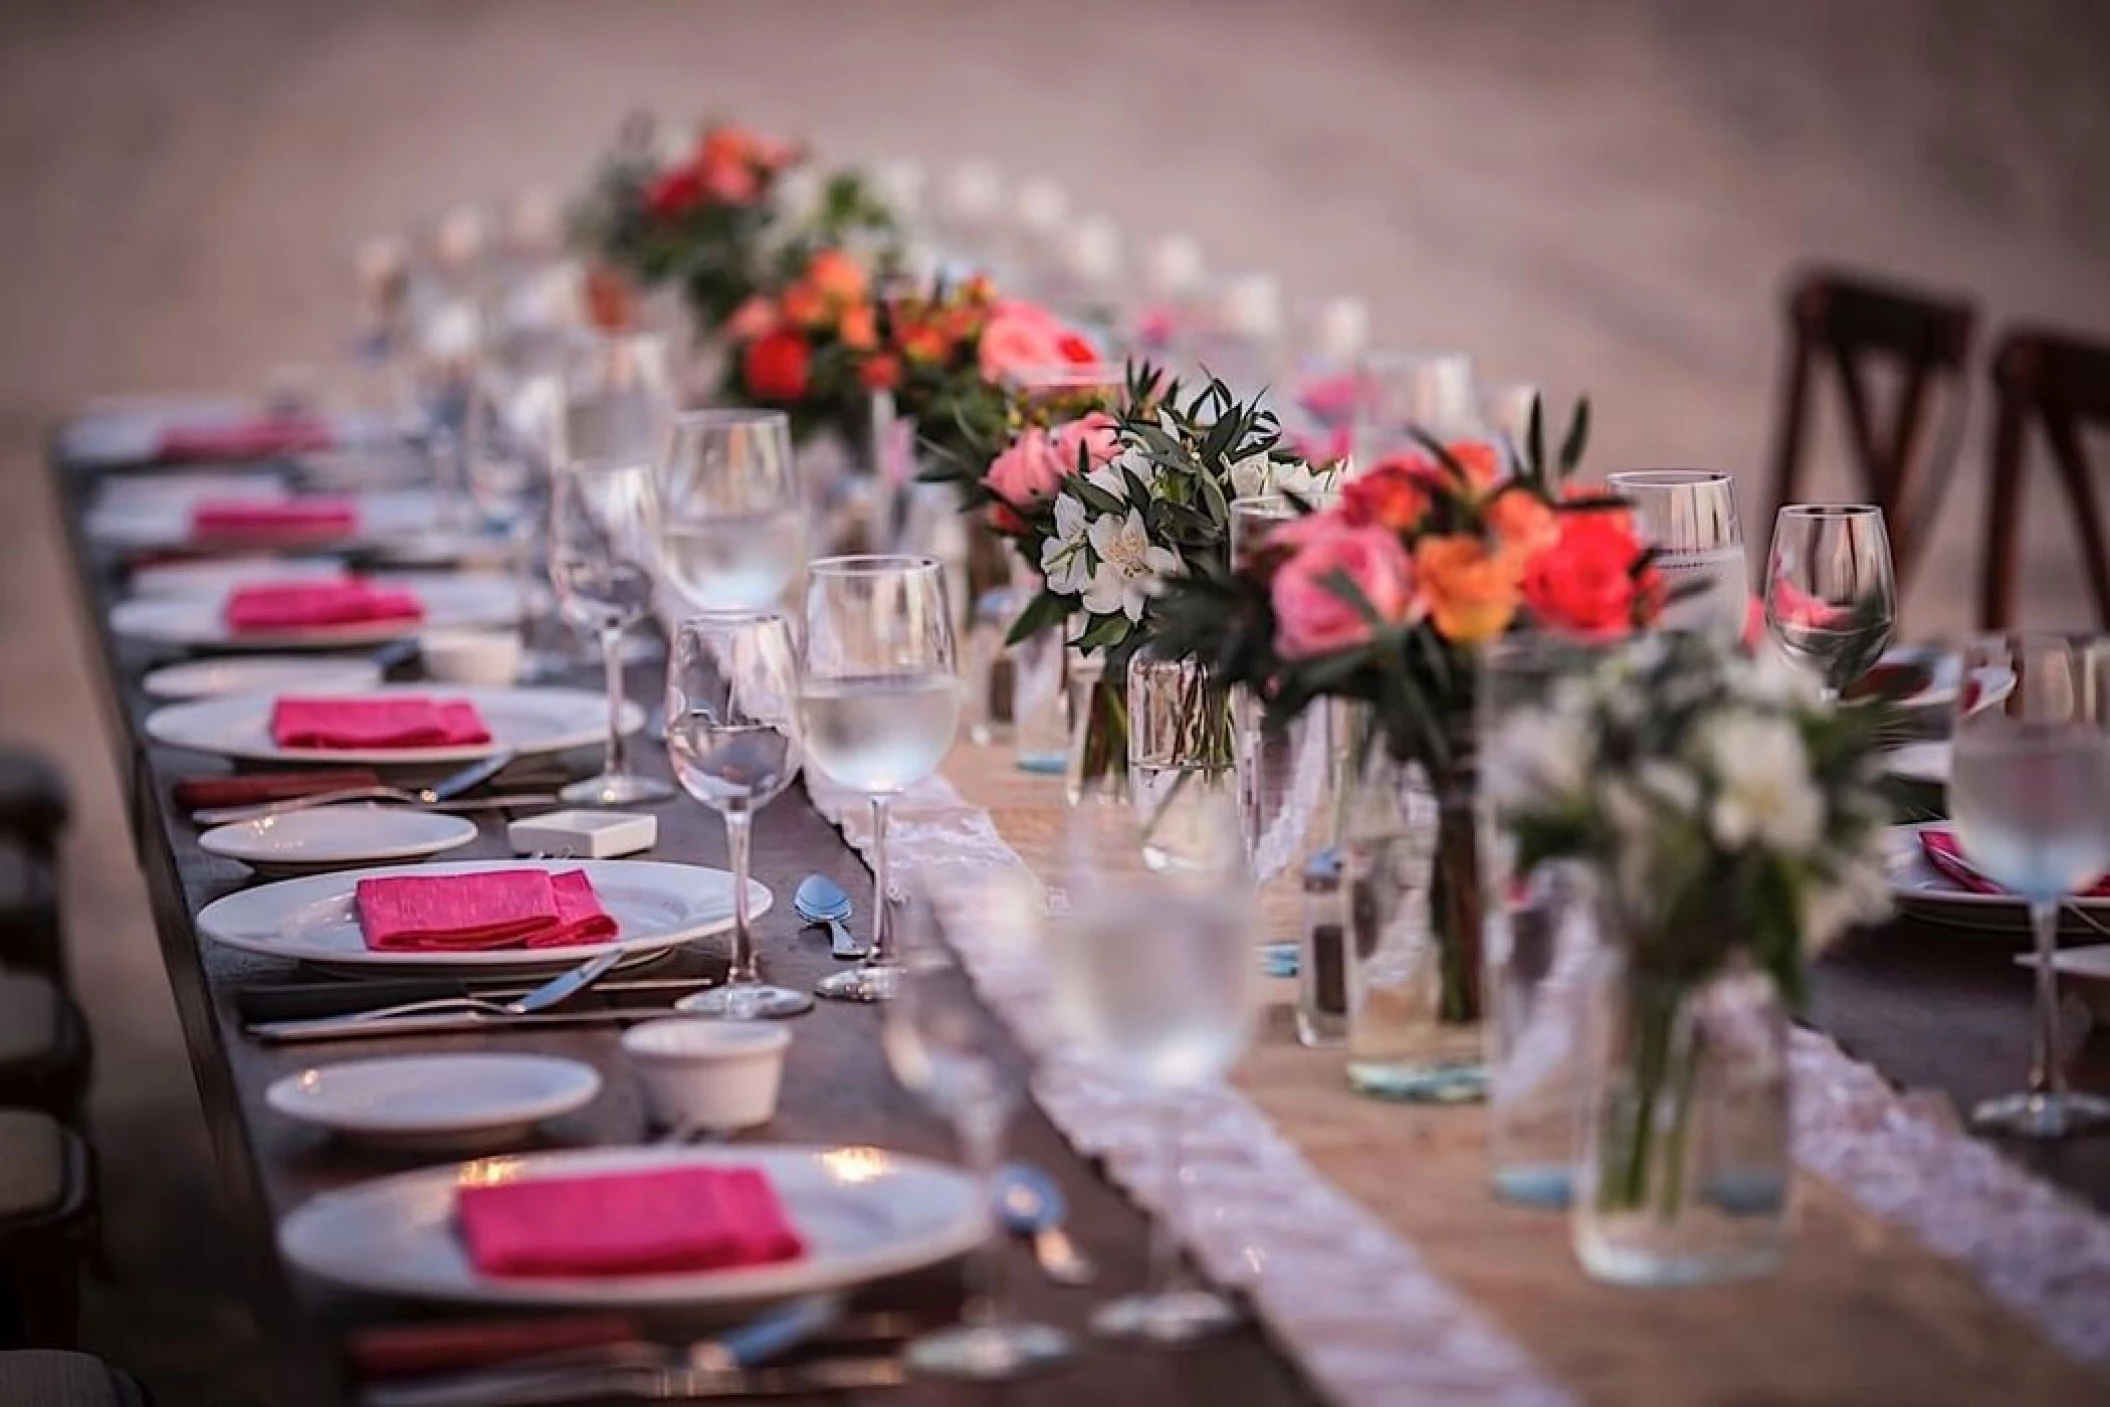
left=249, top=1005, right=679, bottom=1044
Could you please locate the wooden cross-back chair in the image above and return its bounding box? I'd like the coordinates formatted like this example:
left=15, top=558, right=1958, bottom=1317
left=1978, top=328, right=2110, bottom=629
left=1765, top=267, right=1978, bottom=587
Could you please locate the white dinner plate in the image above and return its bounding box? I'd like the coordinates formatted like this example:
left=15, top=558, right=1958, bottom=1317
left=112, top=574, right=519, bottom=651
left=142, top=655, right=385, bottom=701
left=277, top=1143, right=986, bottom=1308
left=129, top=555, right=347, bottom=598
left=86, top=488, right=442, bottom=550
left=267, top=1054, right=602, bottom=1150
left=144, top=683, right=632, bottom=766
left=194, top=857, right=766, bottom=971
left=199, top=807, right=479, bottom=876
left=1883, top=821, right=2110, bottom=935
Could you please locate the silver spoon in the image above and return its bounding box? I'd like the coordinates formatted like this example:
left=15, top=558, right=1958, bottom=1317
left=794, top=874, right=864, bottom=960
left=994, top=1163, right=1096, bottom=1286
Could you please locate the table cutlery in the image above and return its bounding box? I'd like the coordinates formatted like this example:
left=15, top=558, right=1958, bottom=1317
left=331, top=948, right=625, bottom=1025
left=793, top=874, right=863, bottom=960
left=370, top=637, right=424, bottom=672
left=249, top=1005, right=680, bottom=1044
left=235, top=976, right=711, bottom=1024
left=994, top=1163, right=1097, bottom=1286
left=360, top=1355, right=906, bottom=1406
left=192, top=750, right=519, bottom=825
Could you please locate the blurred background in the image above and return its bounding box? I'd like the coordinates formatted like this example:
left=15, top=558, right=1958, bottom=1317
left=4, top=0, right=2109, bottom=1399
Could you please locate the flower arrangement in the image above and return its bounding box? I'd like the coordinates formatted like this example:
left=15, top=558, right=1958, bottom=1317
left=1151, top=404, right=1661, bottom=781
left=715, top=247, right=885, bottom=444
left=1484, top=630, right=1893, bottom=1243
left=570, top=116, right=897, bottom=338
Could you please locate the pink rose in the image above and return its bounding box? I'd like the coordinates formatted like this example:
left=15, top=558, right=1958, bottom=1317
left=977, top=301, right=1095, bottom=382
left=725, top=295, right=777, bottom=342
left=1271, top=523, right=1421, bottom=659
left=982, top=412, right=1117, bottom=530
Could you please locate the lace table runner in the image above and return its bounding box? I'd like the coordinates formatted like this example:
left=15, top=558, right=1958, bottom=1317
left=807, top=757, right=2110, bottom=1403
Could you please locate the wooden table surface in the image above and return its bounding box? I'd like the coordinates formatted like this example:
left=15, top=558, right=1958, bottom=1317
left=48, top=448, right=2110, bottom=1406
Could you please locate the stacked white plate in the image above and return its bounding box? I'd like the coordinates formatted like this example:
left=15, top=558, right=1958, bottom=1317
left=113, top=573, right=518, bottom=651
left=144, top=683, right=631, bottom=767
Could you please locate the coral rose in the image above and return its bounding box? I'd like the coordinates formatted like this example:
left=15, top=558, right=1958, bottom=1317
left=1521, top=508, right=1658, bottom=639
left=742, top=330, right=811, bottom=402
left=1271, top=524, right=1421, bottom=660
left=806, top=249, right=868, bottom=304
left=857, top=352, right=903, bottom=392
left=1416, top=534, right=1523, bottom=645
left=1484, top=486, right=1561, bottom=561
left=779, top=282, right=831, bottom=330
left=899, top=323, right=949, bottom=365
left=1341, top=460, right=1436, bottom=532
left=724, top=296, right=777, bottom=342
left=838, top=302, right=879, bottom=351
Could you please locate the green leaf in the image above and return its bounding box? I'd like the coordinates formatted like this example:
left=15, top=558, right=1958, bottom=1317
left=1559, top=399, right=1592, bottom=475
left=1004, top=588, right=1071, bottom=648
left=1070, top=477, right=1127, bottom=516
left=1526, top=396, right=1545, bottom=481
left=1075, top=612, right=1134, bottom=652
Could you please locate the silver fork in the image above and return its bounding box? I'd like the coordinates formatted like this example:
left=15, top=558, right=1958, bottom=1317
left=192, top=751, right=521, bottom=826
left=303, top=947, right=623, bottom=1027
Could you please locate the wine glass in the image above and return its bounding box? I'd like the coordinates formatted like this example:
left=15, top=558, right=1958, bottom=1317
left=1948, top=634, right=2110, bottom=1137
left=649, top=409, right=806, bottom=612
left=881, top=878, right=1073, bottom=1378
left=1048, top=783, right=1255, bottom=1343
left=1608, top=470, right=1748, bottom=637
left=666, top=611, right=811, bottom=1018
left=1763, top=504, right=1896, bottom=701
left=548, top=458, right=673, bottom=805
left=798, top=555, right=960, bottom=1002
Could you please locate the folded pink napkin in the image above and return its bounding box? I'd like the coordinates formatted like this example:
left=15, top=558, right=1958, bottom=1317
left=270, top=696, right=491, bottom=750
left=190, top=496, right=357, bottom=540
left=356, top=869, right=617, bottom=953
left=1920, top=829, right=2110, bottom=898
left=1297, top=372, right=1363, bottom=426
left=225, top=580, right=422, bottom=633
left=157, top=416, right=334, bottom=463
left=457, top=1165, right=806, bottom=1278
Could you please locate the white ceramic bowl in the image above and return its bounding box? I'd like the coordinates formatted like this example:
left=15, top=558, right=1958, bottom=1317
left=621, top=1019, right=791, bottom=1134
left=420, top=627, right=523, bottom=686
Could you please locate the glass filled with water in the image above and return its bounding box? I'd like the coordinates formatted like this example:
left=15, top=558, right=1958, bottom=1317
left=798, top=555, right=960, bottom=1002
left=665, top=610, right=810, bottom=1018
left=1948, top=633, right=2110, bottom=1137
left=548, top=458, right=673, bottom=805
left=1607, top=469, right=1748, bottom=637
left=1763, top=504, right=1896, bottom=701
left=649, top=409, right=806, bottom=612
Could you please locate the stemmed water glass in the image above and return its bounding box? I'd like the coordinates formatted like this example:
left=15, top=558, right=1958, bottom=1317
left=881, top=878, right=1073, bottom=1378
left=548, top=458, right=673, bottom=805
left=798, top=556, right=961, bottom=1002
left=1048, top=783, right=1255, bottom=1342
left=649, top=409, right=806, bottom=612
left=1763, top=504, right=1896, bottom=702
left=1948, top=634, right=2110, bottom=1137
left=666, top=611, right=811, bottom=1018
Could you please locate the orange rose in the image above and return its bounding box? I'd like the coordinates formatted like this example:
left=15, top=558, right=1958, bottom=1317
left=1521, top=507, right=1659, bottom=638
left=1484, top=486, right=1560, bottom=561
left=1448, top=440, right=1503, bottom=491
left=806, top=249, right=867, bottom=304
left=1415, top=534, right=1522, bottom=645
left=779, top=281, right=830, bottom=330
left=838, top=301, right=879, bottom=351
left=1341, top=461, right=1435, bottom=532
left=899, top=324, right=949, bottom=365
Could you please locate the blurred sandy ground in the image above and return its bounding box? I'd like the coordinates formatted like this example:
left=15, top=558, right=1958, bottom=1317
left=2, top=0, right=2108, bottom=1399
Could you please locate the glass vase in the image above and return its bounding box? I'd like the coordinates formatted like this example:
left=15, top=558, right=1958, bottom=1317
left=1343, top=722, right=1488, bottom=1103
left=1063, top=651, right=1129, bottom=805
left=1126, top=655, right=1238, bottom=872
left=1573, top=947, right=1791, bottom=1287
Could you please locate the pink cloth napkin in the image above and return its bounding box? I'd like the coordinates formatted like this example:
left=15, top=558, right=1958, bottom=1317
left=270, top=696, right=491, bottom=750
left=355, top=869, right=618, bottom=953
left=224, top=580, right=422, bottom=633
left=190, top=497, right=357, bottom=540
left=457, top=1165, right=806, bottom=1278
left=1920, top=828, right=2110, bottom=898
left=1296, top=372, right=1363, bottom=426
left=157, top=416, right=334, bottom=463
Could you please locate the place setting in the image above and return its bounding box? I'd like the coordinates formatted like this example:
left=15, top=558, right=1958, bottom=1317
left=112, top=572, right=522, bottom=652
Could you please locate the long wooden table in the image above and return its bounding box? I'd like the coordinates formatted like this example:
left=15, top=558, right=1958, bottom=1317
left=48, top=442, right=2110, bottom=1405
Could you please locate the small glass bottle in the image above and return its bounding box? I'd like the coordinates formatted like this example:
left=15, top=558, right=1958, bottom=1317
left=1297, top=847, right=1349, bottom=1048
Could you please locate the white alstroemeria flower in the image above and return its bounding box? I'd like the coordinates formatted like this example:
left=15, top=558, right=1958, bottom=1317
left=1702, top=712, right=1823, bottom=854
left=1227, top=453, right=1274, bottom=500
left=1801, top=850, right=1893, bottom=952
left=1636, top=759, right=1701, bottom=816
left=1484, top=710, right=1592, bottom=809
left=1082, top=508, right=1179, bottom=620
left=1040, top=494, right=1094, bottom=598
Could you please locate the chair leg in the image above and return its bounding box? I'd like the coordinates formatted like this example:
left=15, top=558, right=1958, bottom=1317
left=1979, top=393, right=2027, bottom=630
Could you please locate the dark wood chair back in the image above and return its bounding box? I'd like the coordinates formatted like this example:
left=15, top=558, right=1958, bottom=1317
left=1766, top=267, right=1978, bottom=586
left=1978, top=328, right=2110, bottom=628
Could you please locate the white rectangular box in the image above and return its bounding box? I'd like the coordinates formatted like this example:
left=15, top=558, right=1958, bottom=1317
left=506, top=809, right=659, bottom=859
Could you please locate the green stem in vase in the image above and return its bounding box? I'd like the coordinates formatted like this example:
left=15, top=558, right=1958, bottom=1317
left=1429, top=775, right=1484, bottom=1025
left=1605, top=975, right=1685, bottom=1214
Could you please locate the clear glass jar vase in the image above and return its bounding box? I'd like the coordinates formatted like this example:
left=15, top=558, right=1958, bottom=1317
left=1342, top=720, right=1488, bottom=1103
left=1573, top=947, right=1791, bottom=1287
left=1064, top=652, right=1130, bottom=805
left=1126, top=655, right=1238, bottom=872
